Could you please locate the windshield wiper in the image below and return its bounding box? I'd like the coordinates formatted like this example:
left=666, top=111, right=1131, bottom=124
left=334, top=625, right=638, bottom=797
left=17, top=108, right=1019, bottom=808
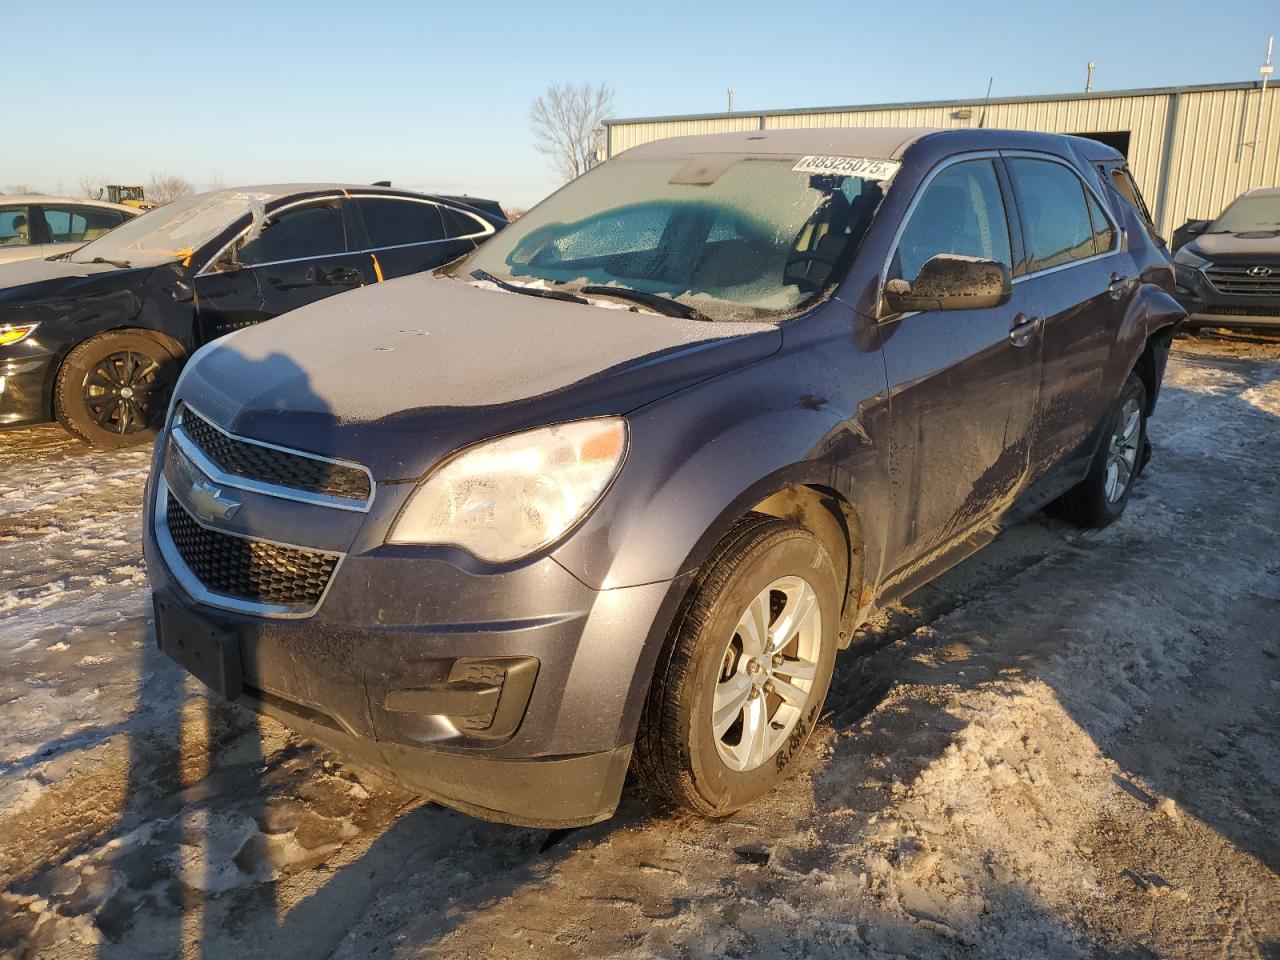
left=470, top=269, right=588, bottom=304
left=580, top=285, right=711, bottom=322
left=86, top=256, right=132, bottom=269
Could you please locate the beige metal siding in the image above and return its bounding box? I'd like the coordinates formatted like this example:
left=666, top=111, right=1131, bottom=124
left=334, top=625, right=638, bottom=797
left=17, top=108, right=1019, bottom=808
left=606, top=85, right=1280, bottom=237
left=608, top=115, right=762, bottom=155
left=1161, top=86, right=1279, bottom=232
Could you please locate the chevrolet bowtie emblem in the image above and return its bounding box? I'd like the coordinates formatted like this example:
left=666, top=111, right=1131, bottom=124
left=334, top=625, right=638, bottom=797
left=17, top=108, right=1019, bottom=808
left=188, top=479, right=242, bottom=523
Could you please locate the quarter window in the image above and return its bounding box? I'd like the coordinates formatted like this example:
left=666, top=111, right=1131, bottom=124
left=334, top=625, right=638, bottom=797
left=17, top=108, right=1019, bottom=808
left=234, top=201, right=347, bottom=266
left=889, top=159, right=1012, bottom=284
left=440, top=206, right=486, bottom=239
left=0, top=207, right=30, bottom=247
left=355, top=198, right=447, bottom=247
left=1008, top=158, right=1100, bottom=272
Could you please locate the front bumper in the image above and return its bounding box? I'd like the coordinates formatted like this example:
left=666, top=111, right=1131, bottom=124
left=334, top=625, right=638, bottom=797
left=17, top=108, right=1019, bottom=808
left=1174, top=269, right=1280, bottom=329
left=143, top=452, right=682, bottom=828
left=0, top=349, right=54, bottom=428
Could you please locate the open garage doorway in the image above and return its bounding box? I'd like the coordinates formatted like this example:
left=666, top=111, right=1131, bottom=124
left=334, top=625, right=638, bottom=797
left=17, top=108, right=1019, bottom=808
left=1070, top=130, right=1131, bottom=157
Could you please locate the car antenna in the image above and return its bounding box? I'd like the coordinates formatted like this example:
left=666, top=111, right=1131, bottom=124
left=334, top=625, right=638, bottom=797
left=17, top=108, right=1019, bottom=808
left=371, top=180, right=391, bottom=187
left=977, top=77, right=994, bottom=129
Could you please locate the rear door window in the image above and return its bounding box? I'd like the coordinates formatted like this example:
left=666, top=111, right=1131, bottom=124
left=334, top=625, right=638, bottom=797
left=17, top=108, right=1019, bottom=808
left=1084, top=191, right=1117, bottom=254
left=1007, top=158, right=1098, bottom=272
left=889, top=158, right=1013, bottom=284
left=235, top=200, right=348, bottom=266
left=41, top=206, right=128, bottom=243
left=0, top=206, right=30, bottom=247
left=355, top=198, right=447, bottom=248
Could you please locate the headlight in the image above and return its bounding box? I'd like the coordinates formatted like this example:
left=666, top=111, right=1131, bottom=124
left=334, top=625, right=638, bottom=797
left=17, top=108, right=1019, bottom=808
left=0, top=322, right=38, bottom=347
left=388, top=418, right=627, bottom=562
left=1173, top=248, right=1208, bottom=269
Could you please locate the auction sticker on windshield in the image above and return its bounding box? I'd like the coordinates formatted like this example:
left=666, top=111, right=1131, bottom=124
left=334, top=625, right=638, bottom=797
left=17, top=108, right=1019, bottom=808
left=792, top=156, right=901, bottom=180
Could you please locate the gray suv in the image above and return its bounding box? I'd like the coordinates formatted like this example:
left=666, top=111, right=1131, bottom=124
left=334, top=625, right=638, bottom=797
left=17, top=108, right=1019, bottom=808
left=144, top=127, right=1184, bottom=827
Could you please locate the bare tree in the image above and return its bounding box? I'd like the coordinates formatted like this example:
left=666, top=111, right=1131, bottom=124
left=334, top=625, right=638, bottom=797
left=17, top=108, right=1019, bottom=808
left=147, top=173, right=196, bottom=205
left=530, top=81, right=614, bottom=183
left=2, top=184, right=39, bottom=196
left=206, top=172, right=227, bottom=193
left=78, top=175, right=107, bottom=200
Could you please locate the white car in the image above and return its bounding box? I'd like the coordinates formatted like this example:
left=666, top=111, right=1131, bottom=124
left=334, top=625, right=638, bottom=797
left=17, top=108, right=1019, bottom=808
left=0, top=196, right=139, bottom=265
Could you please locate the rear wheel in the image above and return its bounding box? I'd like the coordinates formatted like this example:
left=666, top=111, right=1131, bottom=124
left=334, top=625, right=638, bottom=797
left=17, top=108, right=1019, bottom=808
left=54, top=331, right=182, bottom=448
left=635, top=514, right=840, bottom=817
left=1053, top=373, right=1148, bottom=528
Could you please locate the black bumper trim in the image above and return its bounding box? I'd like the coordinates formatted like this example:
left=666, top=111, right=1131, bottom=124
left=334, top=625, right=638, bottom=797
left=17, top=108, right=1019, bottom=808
left=249, top=689, right=631, bottom=828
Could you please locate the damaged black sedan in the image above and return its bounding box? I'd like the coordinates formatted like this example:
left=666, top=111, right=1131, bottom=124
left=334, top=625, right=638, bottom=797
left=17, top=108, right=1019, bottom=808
left=0, top=185, right=505, bottom=445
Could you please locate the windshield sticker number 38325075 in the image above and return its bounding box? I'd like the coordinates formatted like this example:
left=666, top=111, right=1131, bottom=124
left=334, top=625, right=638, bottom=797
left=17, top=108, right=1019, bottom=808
left=792, top=156, right=902, bottom=180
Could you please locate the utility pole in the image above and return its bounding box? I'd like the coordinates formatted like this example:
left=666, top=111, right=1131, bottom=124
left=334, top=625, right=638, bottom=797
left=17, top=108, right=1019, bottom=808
left=1241, top=36, right=1275, bottom=171
left=727, top=87, right=734, bottom=113
left=1086, top=61, right=1096, bottom=92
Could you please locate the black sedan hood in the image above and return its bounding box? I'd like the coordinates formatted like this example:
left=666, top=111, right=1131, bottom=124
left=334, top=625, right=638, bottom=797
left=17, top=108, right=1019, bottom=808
left=0, top=257, right=153, bottom=304
left=1184, top=232, right=1280, bottom=261
left=177, top=273, right=782, bottom=480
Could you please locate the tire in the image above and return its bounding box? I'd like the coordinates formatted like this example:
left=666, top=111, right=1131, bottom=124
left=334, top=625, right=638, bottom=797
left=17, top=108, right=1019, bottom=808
left=1052, top=373, right=1148, bottom=528
left=635, top=513, right=841, bottom=817
left=54, top=330, right=183, bottom=448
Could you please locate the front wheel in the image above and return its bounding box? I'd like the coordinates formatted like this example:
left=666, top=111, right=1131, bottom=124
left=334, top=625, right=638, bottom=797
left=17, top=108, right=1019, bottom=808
left=53, top=330, right=182, bottom=448
left=635, top=514, right=840, bottom=817
left=1052, top=373, right=1148, bottom=528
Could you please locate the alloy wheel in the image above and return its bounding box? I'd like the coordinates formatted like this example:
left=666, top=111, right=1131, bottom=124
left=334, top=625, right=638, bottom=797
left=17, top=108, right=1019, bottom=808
left=712, top=576, right=823, bottom=772
left=82, top=350, right=170, bottom=435
left=1104, top=396, right=1142, bottom=503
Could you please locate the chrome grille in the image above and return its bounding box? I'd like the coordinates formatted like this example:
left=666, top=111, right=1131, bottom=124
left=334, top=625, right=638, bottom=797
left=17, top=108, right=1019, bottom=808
left=1204, top=264, right=1280, bottom=296
left=176, top=404, right=372, bottom=504
left=164, top=492, right=338, bottom=608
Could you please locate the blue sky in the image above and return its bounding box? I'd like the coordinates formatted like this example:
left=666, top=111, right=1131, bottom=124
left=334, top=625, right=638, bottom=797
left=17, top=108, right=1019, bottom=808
left=6, top=0, right=1277, bottom=207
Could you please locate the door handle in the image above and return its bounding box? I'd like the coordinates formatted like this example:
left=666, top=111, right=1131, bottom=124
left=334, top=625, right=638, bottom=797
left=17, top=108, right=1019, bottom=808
left=1108, top=272, right=1131, bottom=300
left=1008, top=313, right=1042, bottom=347
left=300, top=265, right=363, bottom=286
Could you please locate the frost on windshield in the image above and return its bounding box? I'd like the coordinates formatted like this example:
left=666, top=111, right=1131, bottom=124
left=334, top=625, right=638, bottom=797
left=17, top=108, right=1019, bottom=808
left=465, top=155, right=886, bottom=322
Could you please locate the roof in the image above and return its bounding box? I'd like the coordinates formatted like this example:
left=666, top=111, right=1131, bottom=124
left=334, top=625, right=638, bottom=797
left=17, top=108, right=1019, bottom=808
left=605, top=79, right=1269, bottom=127
left=200, top=184, right=500, bottom=210
left=620, top=127, right=939, bottom=160
left=614, top=126, right=1119, bottom=163
left=0, top=195, right=139, bottom=213
left=1242, top=186, right=1280, bottom=198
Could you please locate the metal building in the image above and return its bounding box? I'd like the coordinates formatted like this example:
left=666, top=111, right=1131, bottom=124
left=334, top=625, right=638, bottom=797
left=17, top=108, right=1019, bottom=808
left=604, top=81, right=1280, bottom=238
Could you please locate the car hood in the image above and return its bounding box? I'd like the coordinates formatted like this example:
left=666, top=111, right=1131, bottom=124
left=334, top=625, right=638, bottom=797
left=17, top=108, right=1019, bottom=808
left=1185, top=232, right=1280, bottom=261
left=0, top=257, right=152, bottom=303
left=177, top=273, right=782, bottom=480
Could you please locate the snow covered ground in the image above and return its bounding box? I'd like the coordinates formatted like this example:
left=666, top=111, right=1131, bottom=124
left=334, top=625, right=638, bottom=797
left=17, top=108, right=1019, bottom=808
left=1, top=334, right=1277, bottom=959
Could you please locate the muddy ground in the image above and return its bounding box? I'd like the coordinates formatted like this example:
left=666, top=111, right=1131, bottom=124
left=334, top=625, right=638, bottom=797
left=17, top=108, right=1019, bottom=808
left=1, top=332, right=1277, bottom=959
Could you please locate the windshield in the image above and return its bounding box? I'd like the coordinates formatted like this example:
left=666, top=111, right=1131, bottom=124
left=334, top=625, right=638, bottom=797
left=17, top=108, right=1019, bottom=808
left=1209, top=194, right=1280, bottom=234
left=68, top=192, right=257, bottom=267
left=458, top=155, right=888, bottom=322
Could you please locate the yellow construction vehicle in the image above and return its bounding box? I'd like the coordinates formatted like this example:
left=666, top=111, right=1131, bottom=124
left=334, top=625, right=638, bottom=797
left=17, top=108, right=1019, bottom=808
left=105, top=185, right=157, bottom=211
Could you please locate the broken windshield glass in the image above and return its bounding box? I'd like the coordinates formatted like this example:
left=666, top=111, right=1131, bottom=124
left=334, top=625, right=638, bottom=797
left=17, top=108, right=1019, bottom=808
left=68, top=192, right=262, bottom=268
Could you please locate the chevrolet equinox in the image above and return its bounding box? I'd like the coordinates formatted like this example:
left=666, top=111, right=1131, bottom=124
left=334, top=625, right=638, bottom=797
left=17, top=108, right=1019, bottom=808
left=144, top=128, right=1184, bottom=828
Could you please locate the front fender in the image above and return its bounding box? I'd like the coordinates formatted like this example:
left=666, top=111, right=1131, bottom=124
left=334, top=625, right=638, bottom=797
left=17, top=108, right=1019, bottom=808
left=551, top=307, right=891, bottom=594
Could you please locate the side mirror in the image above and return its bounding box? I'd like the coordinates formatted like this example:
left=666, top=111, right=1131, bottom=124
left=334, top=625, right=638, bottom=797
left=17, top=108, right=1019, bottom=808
left=882, top=254, right=1012, bottom=315
left=1185, top=219, right=1210, bottom=235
